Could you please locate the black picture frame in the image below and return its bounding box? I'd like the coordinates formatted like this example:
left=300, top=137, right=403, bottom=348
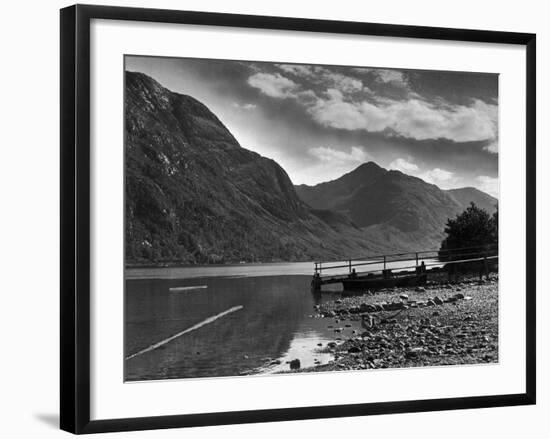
left=60, top=4, right=536, bottom=434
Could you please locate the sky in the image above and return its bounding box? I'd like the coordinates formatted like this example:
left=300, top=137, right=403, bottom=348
left=126, top=56, right=499, bottom=197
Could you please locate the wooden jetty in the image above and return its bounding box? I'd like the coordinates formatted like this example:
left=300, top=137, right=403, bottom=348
left=311, top=245, right=498, bottom=293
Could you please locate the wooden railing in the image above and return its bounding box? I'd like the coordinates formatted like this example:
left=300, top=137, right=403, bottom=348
left=313, top=245, right=498, bottom=277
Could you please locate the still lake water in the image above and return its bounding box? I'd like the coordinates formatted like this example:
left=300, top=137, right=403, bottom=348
left=125, top=260, right=420, bottom=381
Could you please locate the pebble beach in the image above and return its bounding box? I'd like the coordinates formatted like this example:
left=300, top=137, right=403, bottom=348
left=289, top=274, right=498, bottom=373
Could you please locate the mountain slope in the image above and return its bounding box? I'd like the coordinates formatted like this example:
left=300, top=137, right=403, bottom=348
left=295, top=164, right=497, bottom=251
left=446, top=187, right=497, bottom=214
left=125, top=71, right=392, bottom=264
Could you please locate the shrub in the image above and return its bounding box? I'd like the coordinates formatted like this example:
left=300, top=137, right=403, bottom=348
left=439, top=202, right=498, bottom=261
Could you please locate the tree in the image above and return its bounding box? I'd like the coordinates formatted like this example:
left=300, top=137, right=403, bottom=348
left=439, top=202, right=498, bottom=261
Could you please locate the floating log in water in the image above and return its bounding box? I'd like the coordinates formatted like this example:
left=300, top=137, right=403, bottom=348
left=125, top=305, right=244, bottom=360
left=169, top=285, right=207, bottom=292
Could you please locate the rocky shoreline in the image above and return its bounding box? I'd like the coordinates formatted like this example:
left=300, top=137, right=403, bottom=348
left=284, top=274, right=498, bottom=373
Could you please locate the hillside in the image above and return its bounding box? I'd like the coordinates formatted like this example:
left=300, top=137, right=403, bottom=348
left=295, top=163, right=497, bottom=252
left=446, top=187, right=498, bottom=214
left=125, top=71, right=392, bottom=265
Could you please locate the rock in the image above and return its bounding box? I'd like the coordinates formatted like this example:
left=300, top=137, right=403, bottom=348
left=433, top=296, right=444, bottom=305
left=432, top=311, right=440, bottom=316
left=348, top=346, right=362, bottom=353
left=399, top=294, right=409, bottom=300
left=454, top=293, right=465, bottom=299
left=384, top=302, right=404, bottom=311
left=427, top=300, right=436, bottom=306
left=335, top=299, right=343, bottom=304
left=345, top=324, right=352, bottom=328
left=317, top=343, right=323, bottom=346
left=327, top=342, right=337, bottom=348
left=464, top=296, right=473, bottom=301
left=289, top=359, right=301, bottom=370
left=415, top=287, right=426, bottom=292
left=270, top=359, right=282, bottom=365
left=405, top=348, right=423, bottom=358
left=359, top=303, right=369, bottom=312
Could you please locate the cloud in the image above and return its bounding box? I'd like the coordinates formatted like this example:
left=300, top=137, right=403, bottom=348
left=275, top=64, right=365, bottom=96
left=389, top=158, right=419, bottom=173
left=309, top=145, right=370, bottom=165
left=388, top=158, right=460, bottom=189
left=352, top=67, right=409, bottom=89
left=247, top=72, right=298, bottom=98
left=295, top=145, right=372, bottom=184
left=248, top=64, right=497, bottom=145
left=391, top=98, right=497, bottom=142
left=277, top=64, right=315, bottom=77
left=309, top=92, right=390, bottom=132
left=476, top=175, right=499, bottom=197
left=323, top=72, right=363, bottom=93
left=232, top=102, right=257, bottom=110
left=297, top=89, right=318, bottom=102
left=376, top=69, right=407, bottom=84
left=372, top=69, right=409, bottom=89
left=386, top=159, right=498, bottom=197
left=308, top=89, right=497, bottom=142
left=484, top=140, right=498, bottom=154
left=420, top=168, right=456, bottom=187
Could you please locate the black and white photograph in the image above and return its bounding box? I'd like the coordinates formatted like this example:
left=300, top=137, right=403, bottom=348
left=124, top=56, right=499, bottom=381
left=0, top=0, right=545, bottom=436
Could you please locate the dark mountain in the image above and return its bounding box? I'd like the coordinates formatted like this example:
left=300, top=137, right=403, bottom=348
left=125, top=71, right=392, bottom=265
left=295, top=164, right=497, bottom=252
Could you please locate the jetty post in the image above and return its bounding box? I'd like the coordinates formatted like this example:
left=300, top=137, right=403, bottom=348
left=311, top=272, right=322, bottom=292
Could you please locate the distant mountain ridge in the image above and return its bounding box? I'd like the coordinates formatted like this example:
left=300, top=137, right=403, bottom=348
left=295, top=163, right=497, bottom=252
left=125, top=71, right=497, bottom=265
left=445, top=187, right=497, bottom=213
